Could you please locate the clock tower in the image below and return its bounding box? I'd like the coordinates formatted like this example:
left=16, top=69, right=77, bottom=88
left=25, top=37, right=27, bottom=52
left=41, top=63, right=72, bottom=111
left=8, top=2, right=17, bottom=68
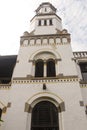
left=1, top=2, right=87, bottom=130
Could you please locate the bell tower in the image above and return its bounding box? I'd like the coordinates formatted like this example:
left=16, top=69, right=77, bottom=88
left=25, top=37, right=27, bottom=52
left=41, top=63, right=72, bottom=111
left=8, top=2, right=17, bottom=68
left=30, top=2, right=62, bottom=35
left=2, top=2, right=87, bottom=130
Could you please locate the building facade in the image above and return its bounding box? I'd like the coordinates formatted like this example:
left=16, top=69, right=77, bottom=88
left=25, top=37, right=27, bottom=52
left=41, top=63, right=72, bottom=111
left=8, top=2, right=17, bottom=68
left=0, top=2, right=87, bottom=130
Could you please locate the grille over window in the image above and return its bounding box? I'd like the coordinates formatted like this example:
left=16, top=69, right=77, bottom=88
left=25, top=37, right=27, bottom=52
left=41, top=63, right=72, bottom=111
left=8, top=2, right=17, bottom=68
left=35, top=60, right=44, bottom=77
left=47, top=60, right=56, bottom=77
left=31, top=101, right=59, bottom=130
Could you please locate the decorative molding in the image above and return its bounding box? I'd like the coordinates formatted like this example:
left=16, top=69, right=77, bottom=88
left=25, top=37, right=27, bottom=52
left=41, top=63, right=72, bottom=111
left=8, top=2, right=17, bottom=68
left=29, top=48, right=61, bottom=61
left=2, top=107, right=7, bottom=113
left=0, top=84, right=11, bottom=89
left=80, top=81, right=87, bottom=88
left=80, top=84, right=87, bottom=88
left=20, top=34, right=70, bottom=47
left=25, top=91, right=65, bottom=113
left=59, top=102, right=65, bottom=112
left=24, top=102, right=30, bottom=112
left=7, top=102, right=11, bottom=108
left=0, top=101, right=8, bottom=113
left=16, top=60, right=19, bottom=63
left=73, top=52, right=87, bottom=59
left=12, top=76, right=79, bottom=84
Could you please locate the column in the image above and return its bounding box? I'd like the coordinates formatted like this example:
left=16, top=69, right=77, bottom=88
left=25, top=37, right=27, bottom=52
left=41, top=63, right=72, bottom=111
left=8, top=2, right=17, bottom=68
left=32, top=61, right=35, bottom=77
left=44, top=61, right=47, bottom=77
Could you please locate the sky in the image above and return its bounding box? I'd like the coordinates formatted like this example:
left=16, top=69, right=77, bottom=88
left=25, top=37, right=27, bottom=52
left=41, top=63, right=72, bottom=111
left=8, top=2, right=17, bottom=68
left=0, top=0, right=87, bottom=55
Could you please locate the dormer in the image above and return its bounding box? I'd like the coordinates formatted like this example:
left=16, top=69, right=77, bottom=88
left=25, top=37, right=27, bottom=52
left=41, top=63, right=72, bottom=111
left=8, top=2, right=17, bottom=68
left=35, top=2, right=57, bottom=14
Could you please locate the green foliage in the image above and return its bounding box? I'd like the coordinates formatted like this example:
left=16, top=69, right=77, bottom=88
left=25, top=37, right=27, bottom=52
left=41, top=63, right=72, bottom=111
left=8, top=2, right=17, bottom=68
left=0, top=118, right=4, bottom=122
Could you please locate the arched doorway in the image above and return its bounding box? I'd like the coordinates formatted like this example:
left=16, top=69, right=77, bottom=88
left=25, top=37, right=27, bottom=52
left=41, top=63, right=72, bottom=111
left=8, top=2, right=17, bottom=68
left=31, top=101, right=59, bottom=130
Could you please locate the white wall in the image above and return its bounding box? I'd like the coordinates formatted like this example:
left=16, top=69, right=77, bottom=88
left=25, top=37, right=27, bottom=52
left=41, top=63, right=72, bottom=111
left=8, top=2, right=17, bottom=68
left=30, top=15, right=62, bottom=35
left=13, top=43, right=77, bottom=78
left=1, top=81, right=87, bottom=130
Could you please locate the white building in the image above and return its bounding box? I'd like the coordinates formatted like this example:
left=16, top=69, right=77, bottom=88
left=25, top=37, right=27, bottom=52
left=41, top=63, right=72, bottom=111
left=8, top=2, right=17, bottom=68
left=0, top=2, right=87, bottom=130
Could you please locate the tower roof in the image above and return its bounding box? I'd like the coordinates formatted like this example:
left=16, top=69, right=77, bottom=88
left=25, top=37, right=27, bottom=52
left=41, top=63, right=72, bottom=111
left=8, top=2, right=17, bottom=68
left=35, top=2, right=57, bottom=14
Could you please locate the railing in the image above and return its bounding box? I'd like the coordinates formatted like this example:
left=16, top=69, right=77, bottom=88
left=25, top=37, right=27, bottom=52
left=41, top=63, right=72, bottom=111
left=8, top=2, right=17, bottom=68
left=73, top=52, right=87, bottom=58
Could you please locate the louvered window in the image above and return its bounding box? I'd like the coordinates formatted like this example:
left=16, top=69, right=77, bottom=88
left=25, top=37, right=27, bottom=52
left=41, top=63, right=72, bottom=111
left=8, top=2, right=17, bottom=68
left=47, top=60, right=56, bottom=77
left=31, top=101, right=59, bottom=130
left=44, top=20, right=47, bottom=26
left=38, top=20, right=41, bottom=26
left=35, top=60, right=44, bottom=77
left=49, top=19, right=52, bottom=25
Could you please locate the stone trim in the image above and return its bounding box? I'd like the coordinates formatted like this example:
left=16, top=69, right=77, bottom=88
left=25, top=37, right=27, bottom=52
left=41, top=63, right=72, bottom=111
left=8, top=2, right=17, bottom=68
left=59, top=102, right=65, bottom=112
left=24, top=92, right=65, bottom=113
left=24, top=103, right=30, bottom=112
left=79, top=101, right=84, bottom=106
left=20, top=33, right=70, bottom=47
left=2, top=107, right=7, bottom=113
left=0, top=101, right=10, bottom=113
left=16, top=60, right=19, bottom=63
left=12, top=76, right=79, bottom=84
left=25, top=102, right=65, bottom=113
left=80, top=84, right=87, bottom=88
left=7, top=102, right=11, bottom=108
left=80, top=81, right=87, bottom=88
left=0, top=84, right=11, bottom=89
left=73, top=52, right=87, bottom=59
left=29, top=58, right=61, bottom=63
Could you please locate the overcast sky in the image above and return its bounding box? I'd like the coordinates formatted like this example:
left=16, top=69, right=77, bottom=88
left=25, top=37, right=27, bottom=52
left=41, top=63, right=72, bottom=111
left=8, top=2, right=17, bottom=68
left=0, top=0, right=87, bottom=55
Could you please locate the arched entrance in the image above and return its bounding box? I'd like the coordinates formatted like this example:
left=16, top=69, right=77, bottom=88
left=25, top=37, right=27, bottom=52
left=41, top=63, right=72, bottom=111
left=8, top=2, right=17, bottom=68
left=31, top=101, right=59, bottom=130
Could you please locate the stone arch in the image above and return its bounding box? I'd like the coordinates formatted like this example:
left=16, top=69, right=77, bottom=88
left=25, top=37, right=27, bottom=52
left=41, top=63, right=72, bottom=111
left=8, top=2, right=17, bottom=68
left=25, top=92, right=65, bottom=113
left=29, top=48, right=61, bottom=61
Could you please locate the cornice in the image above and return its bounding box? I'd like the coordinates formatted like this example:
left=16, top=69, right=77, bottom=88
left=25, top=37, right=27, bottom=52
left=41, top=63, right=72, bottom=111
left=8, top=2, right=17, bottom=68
left=21, top=33, right=70, bottom=38
left=0, top=84, right=11, bottom=90
left=12, top=76, right=79, bottom=84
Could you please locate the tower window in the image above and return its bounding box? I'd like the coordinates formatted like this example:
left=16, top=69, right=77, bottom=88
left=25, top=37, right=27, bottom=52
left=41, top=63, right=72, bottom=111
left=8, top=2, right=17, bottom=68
left=47, top=60, right=56, bottom=77
left=34, top=59, right=56, bottom=78
left=0, top=108, right=2, bottom=119
left=44, top=20, right=47, bottom=26
left=31, top=101, right=59, bottom=130
left=45, top=8, right=47, bottom=12
left=35, top=60, right=44, bottom=77
left=49, top=19, right=52, bottom=25
left=38, top=20, right=41, bottom=26
left=80, top=63, right=87, bottom=81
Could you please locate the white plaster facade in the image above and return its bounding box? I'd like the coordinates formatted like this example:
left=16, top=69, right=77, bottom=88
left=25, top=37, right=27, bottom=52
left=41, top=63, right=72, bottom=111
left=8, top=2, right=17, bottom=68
left=0, top=2, right=87, bottom=130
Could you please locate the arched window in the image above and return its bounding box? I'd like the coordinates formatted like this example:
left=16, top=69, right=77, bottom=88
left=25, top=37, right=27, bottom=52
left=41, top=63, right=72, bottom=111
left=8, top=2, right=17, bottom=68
left=38, top=20, right=41, bottom=26
left=44, top=20, right=47, bottom=26
left=47, top=59, right=56, bottom=77
left=49, top=19, right=52, bottom=25
left=35, top=60, right=44, bottom=77
left=31, top=101, right=59, bottom=130
left=0, top=108, right=2, bottom=119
